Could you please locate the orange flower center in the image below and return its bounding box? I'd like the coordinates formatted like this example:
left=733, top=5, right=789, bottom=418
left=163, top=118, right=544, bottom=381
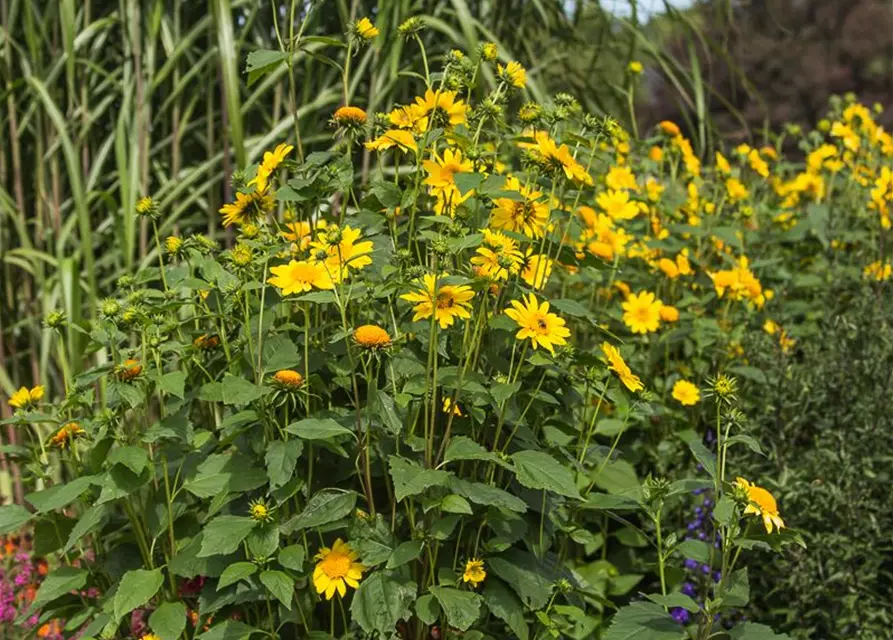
left=320, top=553, right=351, bottom=579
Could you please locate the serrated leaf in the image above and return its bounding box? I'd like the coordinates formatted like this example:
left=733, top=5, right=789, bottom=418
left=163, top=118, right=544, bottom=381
left=729, top=622, right=792, bottom=640
left=676, top=539, right=711, bottom=563
left=26, top=476, right=96, bottom=513
left=389, top=456, right=450, bottom=502
left=441, top=494, right=473, bottom=514
left=108, top=446, right=150, bottom=475
left=260, top=570, right=294, bottom=609
left=286, top=418, right=354, bottom=440
left=198, top=516, right=256, bottom=557
left=443, top=436, right=499, bottom=465
left=245, top=49, right=288, bottom=86
left=645, top=593, right=700, bottom=612
left=450, top=478, right=527, bottom=513
left=429, top=586, right=481, bottom=631
left=679, top=429, right=716, bottom=479
left=488, top=553, right=552, bottom=609
left=158, top=371, right=186, bottom=399
left=265, top=439, right=303, bottom=489
left=220, top=374, right=266, bottom=405
left=0, top=504, right=32, bottom=535
left=150, top=602, right=187, bottom=640
left=217, top=562, right=257, bottom=590
left=197, top=620, right=261, bottom=640
left=114, top=568, right=164, bottom=620
left=603, top=602, right=685, bottom=640
left=484, top=579, right=529, bottom=640
left=415, top=593, right=440, bottom=625
left=387, top=540, right=423, bottom=569
left=278, top=545, right=305, bottom=571
left=282, top=489, right=356, bottom=533
left=29, top=566, right=88, bottom=613
left=350, top=572, right=415, bottom=635
left=64, top=504, right=106, bottom=553
left=722, top=568, right=749, bottom=608
left=511, top=450, right=581, bottom=500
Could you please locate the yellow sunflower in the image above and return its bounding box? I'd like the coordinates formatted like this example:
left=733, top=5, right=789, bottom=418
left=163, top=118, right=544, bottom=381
left=422, top=148, right=473, bottom=196
left=600, top=343, right=643, bottom=392
left=309, top=225, right=374, bottom=280
left=533, top=134, right=593, bottom=185
left=596, top=189, right=640, bottom=221
left=413, top=89, right=468, bottom=130
left=520, top=251, right=554, bottom=290
left=489, top=177, right=549, bottom=238
left=470, top=230, right=523, bottom=281
left=267, top=260, right=333, bottom=294
left=504, top=294, right=571, bottom=355
left=9, top=385, right=45, bottom=410
left=497, top=61, right=526, bottom=88
left=313, top=539, right=366, bottom=600
left=671, top=380, right=700, bottom=406
left=354, top=324, right=392, bottom=350
left=248, top=143, right=293, bottom=193
left=219, top=189, right=275, bottom=227
left=734, top=477, right=785, bottom=534
left=462, top=559, right=486, bottom=587
left=401, top=273, right=475, bottom=329
left=621, top=291, right=662, bottom=334
left=48, top=422, right=86, bottom=449
left=365, top=129, right=418, bottom=154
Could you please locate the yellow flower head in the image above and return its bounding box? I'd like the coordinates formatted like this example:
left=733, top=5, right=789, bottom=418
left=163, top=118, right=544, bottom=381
left=414, top=89, right=468, bottom=130
left=532, top=133, right=593, bottom=185
left=219, top=189, right=275, bottom=227
left=596, top=190, right=639, bottom=221
left=309, top=225, right=375, bottom=280
left=671, top=380, right=700, bottom=406
left=313, top=539, right=366, bottom=600
left=333, top=106, right=368, bottom=128
left=49, top=422, right=86, bottom=449
left=353, top=17, right=379, bottom=41
left=272, top=369, right=304, bottom=390
left=726, top=178, right=749, bottom=202
left=354, top=324, right=392, bottom=350
left=165, top=236, right=183, bottom=254
left=248, top=143, right=293, bottom=193
left=423, top=148, right=473, bottom=194
left=268, top=260, right=334, bottom=295
left=249, top=499, right=274, bottom=522
left=365, top=129, right=417, bottom=154
left=116, top=359, right=142, bottom=382
left=504, top=294, right=571, bottom=355
left=621, top=291, right=662, bottom=334
left=9, top=385, right=45, bottom=410
left=520, top=251, right=554, bottom=290
left=606, top=166, right=638, bottom=192
left=601, top=343, right=643, bottom=393
left=401, top=273, right=475, bottom=329
left=481, top=42, right=498, bottom=61
left=627, top=60, right=643, bottom=75
left=659, top=305, right=680, bottom=323
left=658, top=121, right=681, bottom=137
left=463, top=558, right=486, bottom=587
left=734, top=477, right=785, bottom=534
left=489, top=177, right=549, bottom=239
left=497, top=61, right=527, bottom=88
left=443, top=397, right=463, bottom=417
left=470, top=230, right=523, bottom=281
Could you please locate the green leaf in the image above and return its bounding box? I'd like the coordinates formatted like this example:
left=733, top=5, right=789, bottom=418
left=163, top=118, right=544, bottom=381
left=245, top=49, right=288, bottom=86
left=484, top=579, right=529, bottom=640
left=114, top=568, right=164, bottom=620
left=603, top=602, right=685, bottom=640
left=511, top=450, right=581, bottom=500
left=350, top=572, right=415, bottom=635
left=450, top=478, right=527, bottom=513
left=714, top=495, right=737, bottom=526
left=198, top=516, right=257, bottom=557
left=29, top=566, right=88, bottom=612
left=286, top=418, right=354, bottom=440
left=645, top=593, right=700, bottom=612
left=259, top=570, right=294, bottom=609
left=389, top=456, right=450, bottom=502
left=488, top=553, right=553, bottom=609
left=371, top=389, right=403, bottom=436
left=583, top=493, right=641, bottom=511
left=676, top=539, right=711, bottom=563
left=278, top=545, right=305, bottom=571
left=387, top=540, right=424, bottom=569
left=729, top=622, right=792, bottom=640
left=491, top=381, right=522, bottom=405
left=282, top=489, right=356, bottom=533
left=247, top=524, right=279, bottom=559
left=722, top=568, right=749, bottom=608
left=443, top=436, right=499, bottom=465
left=454, top=171, right=485, bottom=195
left=429, top=586, right=482, bottom=631
left=441, top=494, right=473, bottom=515
left=591, top=459, right=642, bottom=501
left=262, top=334, right=301, bottom=371
left=108, top=446, right=150, bottom=475
left=220, top=374, right=266, bottom=405
left=725, top=434, right=764, bottom=455
left=62, top=504, right=106, bottom=553
left=217, top=562, right=257, bottom=590
left=158, top=371, right=186, bottom=399
left=415, top=594, right=440, bottom=626
left=0, top=504, right=32, bottom=535
left=265, top=439, right=303, bottom=489
left=26, top=476, right=96, bottom=513
left=197, top=620, right=261, bottom=640
left=728, top=366, right=768, bottom=385
left=150, top=601, right=187, bottom=640
left=679, top=429, right=716, bottom=479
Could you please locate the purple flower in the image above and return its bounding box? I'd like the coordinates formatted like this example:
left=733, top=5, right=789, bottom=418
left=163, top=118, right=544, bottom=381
left=698, top=532, right=707, bottom=541
left=684, top=559, right=699, bottom=571
left=682, top=582, right=697, bottom=597
left=671, top=608, right=691, bottom=624
left=700, top=563, right=712, bottom=575
left=713, top=571, right=722, bottom=583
